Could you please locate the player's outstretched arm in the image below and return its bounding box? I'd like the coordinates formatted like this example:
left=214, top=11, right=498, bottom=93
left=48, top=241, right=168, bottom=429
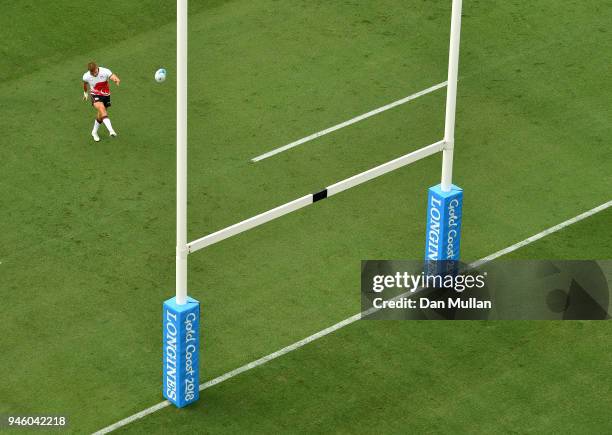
left=110, top=74, right=121, bottom=86
left=82, top=82, right=88, bottom=101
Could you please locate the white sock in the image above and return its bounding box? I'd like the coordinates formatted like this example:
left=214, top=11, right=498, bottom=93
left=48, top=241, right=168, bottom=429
left=92, top=119, right=101, bottom=133
left=102, top=117, right=115, bottom=133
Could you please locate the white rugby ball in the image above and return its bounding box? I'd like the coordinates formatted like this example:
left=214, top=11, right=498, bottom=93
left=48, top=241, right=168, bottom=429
left=155, top=68, right=167, bottom=83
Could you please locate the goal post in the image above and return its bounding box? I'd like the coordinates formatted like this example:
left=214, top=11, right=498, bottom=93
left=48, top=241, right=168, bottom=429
left=162, top=0, right=201, bottom=409
left=176, top=0, right=188, bottom=306
left=441, top=0, right=462, bottom=192
left=425, top=0, right=464, bottom=270
left=162, top=0, right=465, bottom=409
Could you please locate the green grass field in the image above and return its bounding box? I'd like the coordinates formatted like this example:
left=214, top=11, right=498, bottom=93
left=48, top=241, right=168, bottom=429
left=1, top=0, right=610, bottom=433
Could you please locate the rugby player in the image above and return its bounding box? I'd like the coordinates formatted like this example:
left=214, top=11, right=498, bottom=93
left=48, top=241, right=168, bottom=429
left=82, top=62, right=121, bottom=142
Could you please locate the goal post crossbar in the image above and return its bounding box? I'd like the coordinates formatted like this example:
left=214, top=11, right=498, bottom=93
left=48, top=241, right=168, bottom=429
left=188, top=140, right=444, bottom=253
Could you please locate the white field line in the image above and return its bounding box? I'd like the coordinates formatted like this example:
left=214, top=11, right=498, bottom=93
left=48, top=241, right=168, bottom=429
left=92, top=199, right=612, bottom=434
left=469, top=200, right=612, bottom=268
left=251, top=81, right=448, bottom=162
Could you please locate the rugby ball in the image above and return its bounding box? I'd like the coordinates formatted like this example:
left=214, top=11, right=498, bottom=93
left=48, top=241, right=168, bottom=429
left=155, top=68, right=167, bottom=83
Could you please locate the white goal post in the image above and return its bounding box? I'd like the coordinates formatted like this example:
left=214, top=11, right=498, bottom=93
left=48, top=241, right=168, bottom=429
left=441, top=0, right=462, bottom=192
left=166, top=0, right=463, bottom=411
left=176, top=0, right=189, bottom=305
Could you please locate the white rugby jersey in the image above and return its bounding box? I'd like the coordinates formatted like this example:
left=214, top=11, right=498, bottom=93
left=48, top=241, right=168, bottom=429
left=82, top=67, right=113, bottom=96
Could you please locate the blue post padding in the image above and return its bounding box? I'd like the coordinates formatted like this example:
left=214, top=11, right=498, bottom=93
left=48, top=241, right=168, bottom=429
left=163, top=296, right=200, bottom=408
left=424, top=184, right=463, bottom=262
